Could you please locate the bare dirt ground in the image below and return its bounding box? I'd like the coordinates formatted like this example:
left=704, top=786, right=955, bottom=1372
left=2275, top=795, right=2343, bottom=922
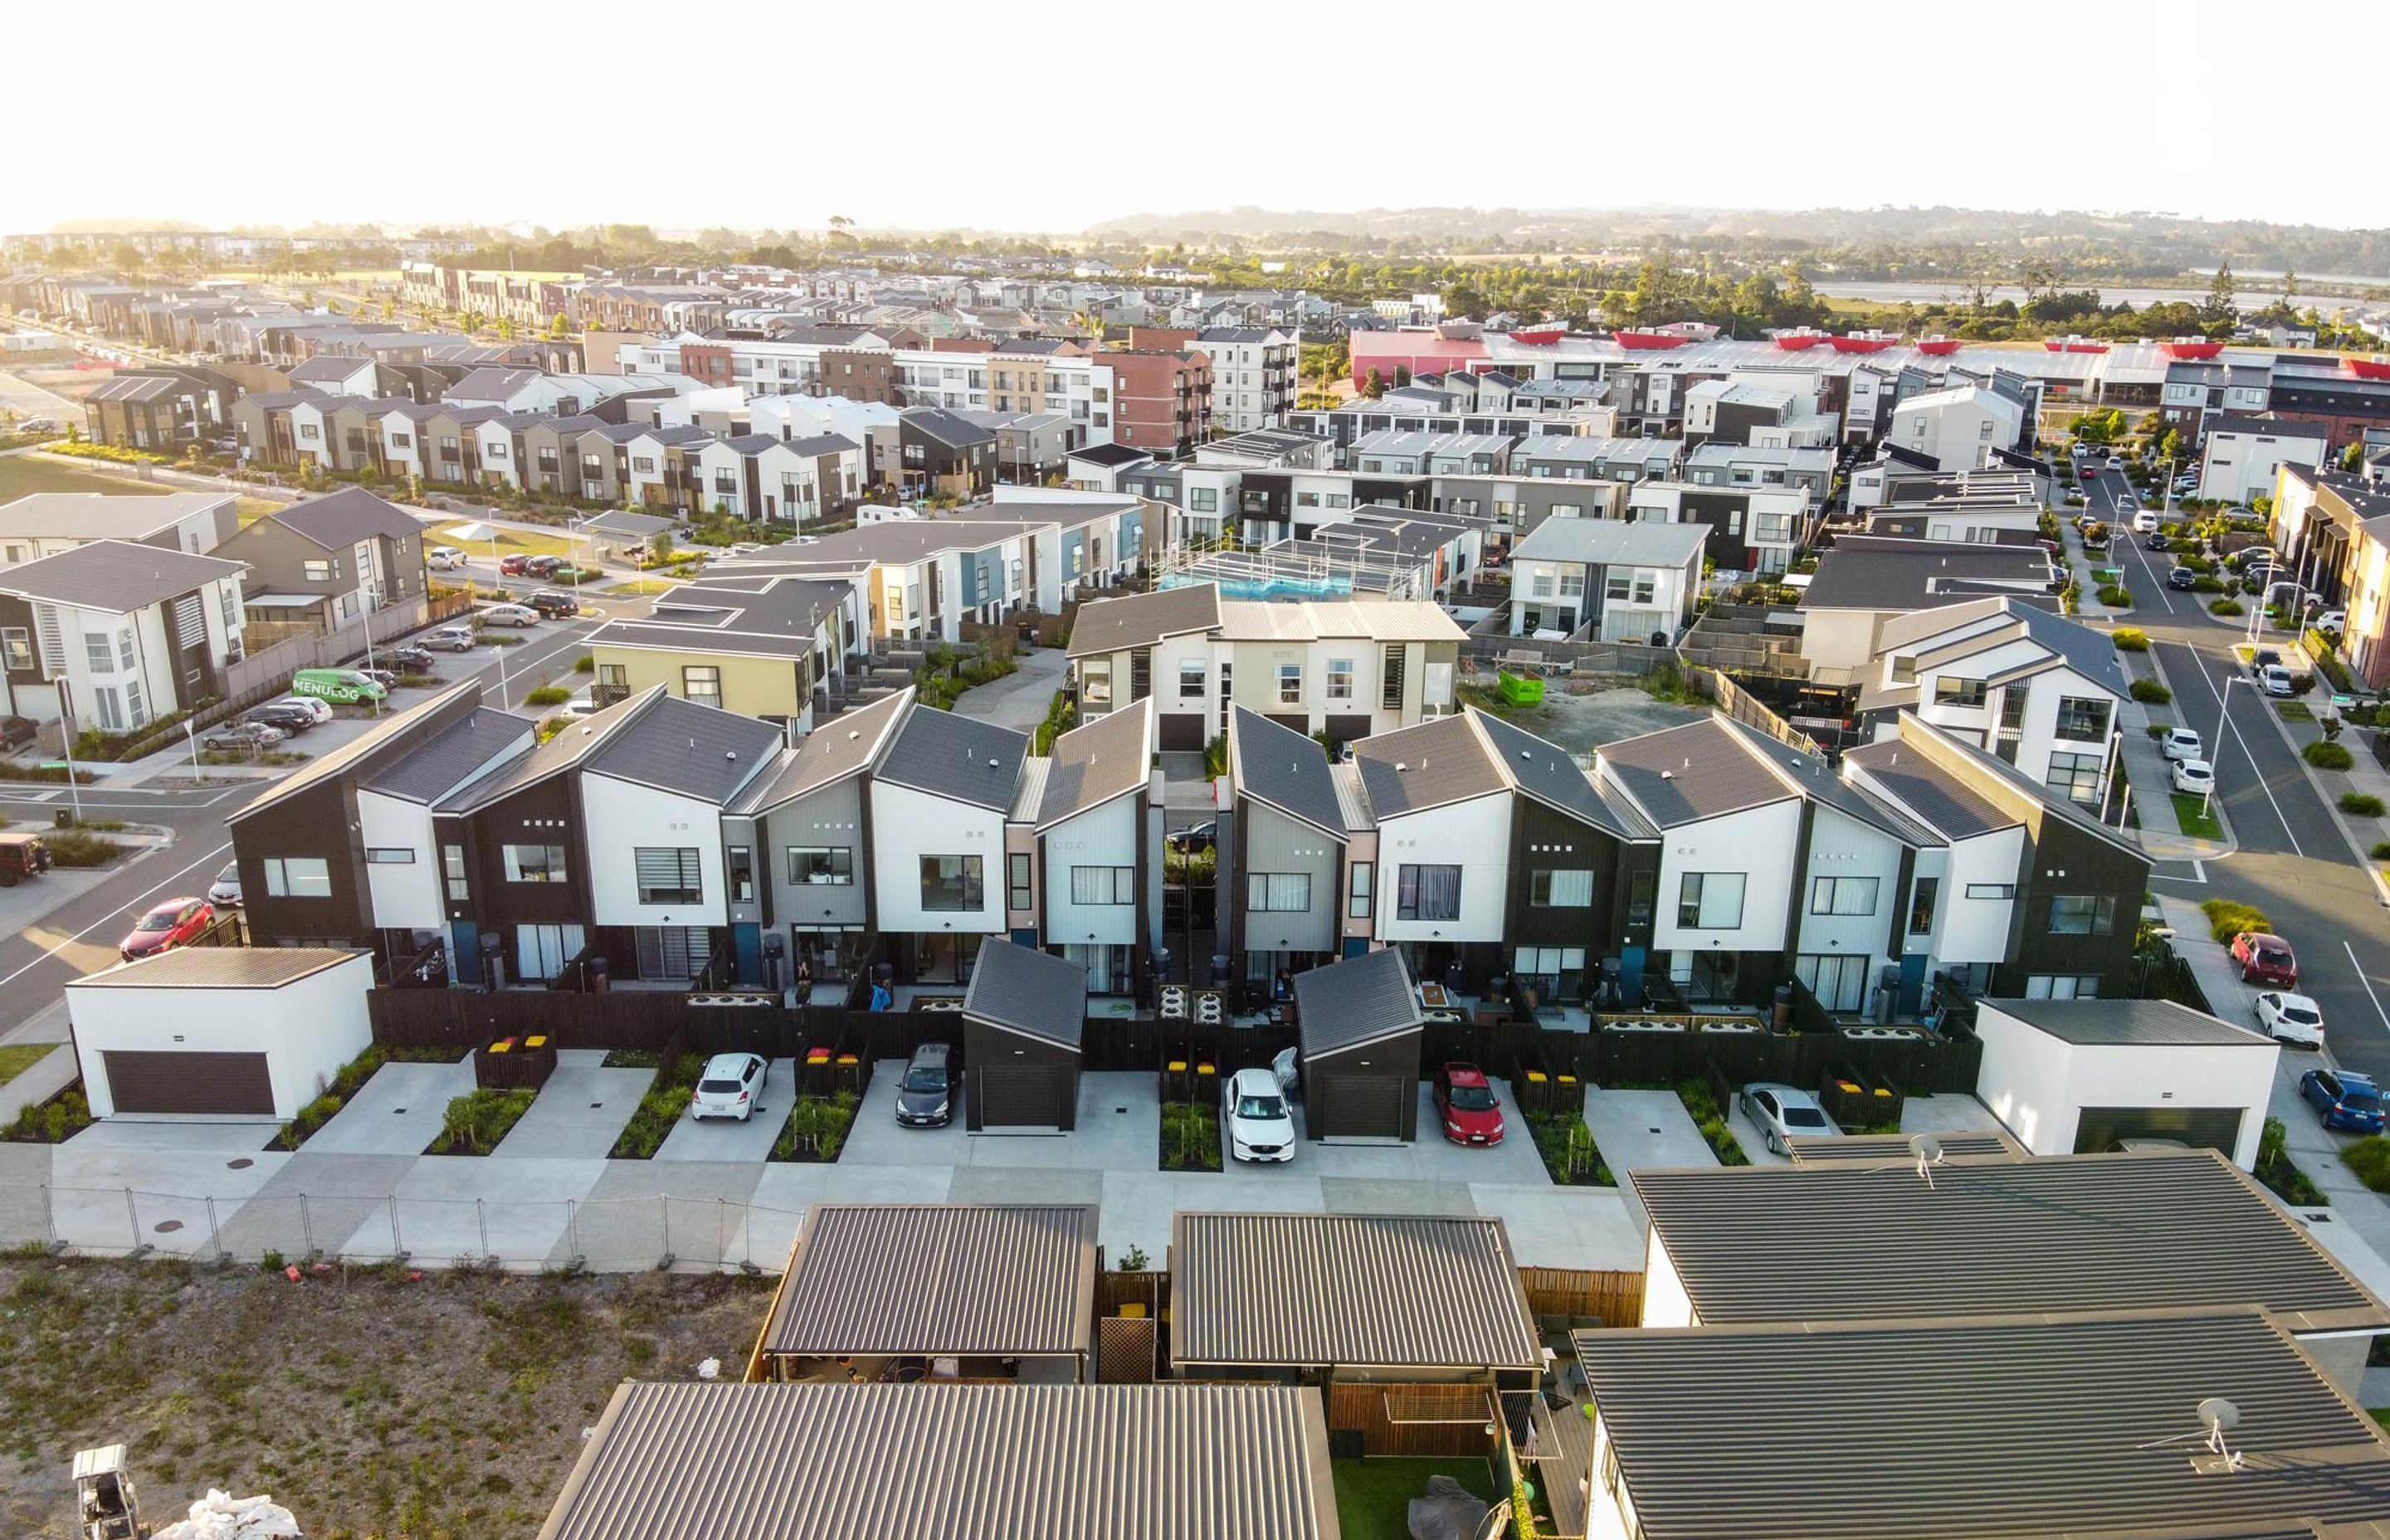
left=1, top=1255, right=775, bottom=1540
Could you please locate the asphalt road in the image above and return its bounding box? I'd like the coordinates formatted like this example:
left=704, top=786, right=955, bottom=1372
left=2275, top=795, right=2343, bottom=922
left=2074, top=455, right=2390, bottom=1079
left=0, top=365, right=75, bottom=422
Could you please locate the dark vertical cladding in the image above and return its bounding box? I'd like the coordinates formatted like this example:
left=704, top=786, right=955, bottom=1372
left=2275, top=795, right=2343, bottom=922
left=239, top=776, right=374, bottom=946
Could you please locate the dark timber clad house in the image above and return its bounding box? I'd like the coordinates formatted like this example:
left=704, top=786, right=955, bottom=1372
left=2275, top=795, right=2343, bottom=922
left=1289, top=947, right=1423, bottom=1143
left=960, top=938, right=1085, bottom=1132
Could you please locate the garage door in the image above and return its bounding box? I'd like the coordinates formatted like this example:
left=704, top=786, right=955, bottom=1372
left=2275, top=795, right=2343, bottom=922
left=2072, top=1105, right=2245, bottom=1158
left=1318, top=1074, right=1406, bottom=1140
left=977, top=1065, right=1071, bottom=1129
left=102, top=1050, right=274, bottom=1116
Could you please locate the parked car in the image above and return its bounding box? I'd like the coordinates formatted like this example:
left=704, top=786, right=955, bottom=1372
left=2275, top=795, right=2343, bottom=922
left=2300, top=1068, right=2386, bottom=1133
left=2145, top=529, right=2170, bottom=550
left=1433, top=1063, right=1507, bottom=1147
left=560, top=692, right=602, bottom=719
left=2253, top=991, right=2325, bottom=1049
left=243, top=702, right=318, bottom=735
left=497, top=553, right=531, bottom=576
left=688, top=1052, right=768, bottom=1122
left=428, top=546, right=466, bottom=570
left=2170, top=758, right=2214, bottom=795
left=1166, top=821, right=1217, bottom=855
left=2316, top=610, right=2347, bottom=634
left=480, top=603, right=538, bottom=628
left=1222, top=1066, right=1296, bottom=1162
left=2229, top=930, right=2299, bottom=987
left=527, top=590, right=579, bottom=619
left=384, top=643, right=437, bottom=670
left=2167, top=565, right=2199, bottom=591
left=120, top=897, right=214, bottom=962
left=893, top=1043, right=954, bottom=1128
left=0, top=831, right=53, bottom=888
left=18, top=416, right=58, bottom=436
left=2159, top=729, right=2202, bottom=762
left=423, top=625, right=478, bottom=653
left=1739, top=1082, right=1839, bottom=1153
left=2132, top=509, right=2159, bottom=534
left=207, top=860, right=242, bottom=909
left=204, top=721, right=285, bottom=752
left=353, top=667, right=398, bottom=690
left=2260, top=664, right=2295, bottom=697
left=2249, top=648, right=2282, bottom=675
left=269, top=693, right=334, bottom=724
left=524, top=554, right=563, bottom=578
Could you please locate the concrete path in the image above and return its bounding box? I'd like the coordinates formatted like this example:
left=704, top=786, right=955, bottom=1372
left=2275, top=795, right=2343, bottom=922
left=0, top=1000, right=76, bottom=1125
left=950, top=645, right=1067, bottom=732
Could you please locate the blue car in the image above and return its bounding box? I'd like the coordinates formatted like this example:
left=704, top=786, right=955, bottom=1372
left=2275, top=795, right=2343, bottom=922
left=2300, top=1068, right=2386, bottom=1134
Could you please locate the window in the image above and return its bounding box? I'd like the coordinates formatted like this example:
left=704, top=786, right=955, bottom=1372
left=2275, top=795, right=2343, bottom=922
left=486, top=441, right=509, bottom=461
left=83, top=632, right=112, bottom=672
left=1007, top=851, right=1032, bottom=911
left=2025, top=974, right=2102, bottom=1000
left=1397, top=864, right=1462, bottom=922
left=1810, top=876, right=1880, bottom=916
left=302, top=559, right=333, bottom=582
left=116, top=629, right=134, bottom=670
left=1178, top=657, right=1206, bottom=699
left=682, top=665, right=721, bottom=706
left=1247, top=873, right=1311, bottom=912
left=2054, top=696, right=2111, bottom=744
left=2047, top=894, right=2117, bottom=935
left=1532, top=571, right=1556, bottom=599
left=632, top=456, right=656, bottom=474
left=502, top=844, right=567, bottom=883
left=1531, top=869, right=1594, bottom=908
left=2047, top=751, right=2105, bottom=805
left=920, top=855, right=984, bottom=911
left=1082, top=659, right=1111, bottom=707
left=1933, top=677, right=1988, bottom=708
left=728, top=846, right=754, bottom=904
left=365, top=848, right=415, bottom=865
left=1071, top=865, right=1137, bottom=904
left=262, top=857, right=332, bottom=897
left=1677, top=871, right=1746, bottom=929
left=1326, top=658, right=1354, bottom=702
left=1349, top=860, right=1373, bottom=919
left=1907, top=876, right=1939, bottom=934
left=0, top=628, right=29, bottom=671
left=1964, top=882, right=2016, bottom=899
left=1188, top=486, right=1217, bottom=512
left=443, top=845, right=469, bottom=900
left=299, top=422, right=319, bottom=441
left=787, top=847, right=853, bottom=885
left=635, top=847, right=702, bottom=905
left=1382, top=645, right=1406, bottom=709
left=1276, top=664, right=1301, bottom=704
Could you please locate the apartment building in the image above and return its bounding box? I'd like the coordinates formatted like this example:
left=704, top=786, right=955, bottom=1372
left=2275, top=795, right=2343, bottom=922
left=1198, top=327, right=1296, bottom=432
left=1103, top=348, right=1212, bottom=453
left=1623, top=479, right=1809, bottom=575
left=1885, top=383, right=2029, bottom=473
left=214, top=488, right=431, bottom=631
left=586, top=573, right=865, bottom=728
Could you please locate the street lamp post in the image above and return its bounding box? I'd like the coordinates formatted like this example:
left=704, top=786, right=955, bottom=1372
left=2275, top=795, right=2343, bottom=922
left=2206, top=675, right=2251, bottom=822
left=182, top=719, right=201, bottom=782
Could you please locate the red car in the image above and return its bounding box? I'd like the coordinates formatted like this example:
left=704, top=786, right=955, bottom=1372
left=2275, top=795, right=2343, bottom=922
left=2230, top=931, right=2298, bottom=987
left=120, top=897, right=215, bottom=962
left=498, top=553, right=531, bottom=576
left=1432, top=1063, right=1506, bottom=1147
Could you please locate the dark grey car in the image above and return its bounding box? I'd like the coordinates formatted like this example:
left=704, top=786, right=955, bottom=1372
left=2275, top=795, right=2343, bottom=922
left=894, top=1043, right=954, bottom=1128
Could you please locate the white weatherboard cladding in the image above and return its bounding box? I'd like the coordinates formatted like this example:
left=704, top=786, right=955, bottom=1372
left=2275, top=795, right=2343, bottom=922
left=1374, top=792, right=1510, bottom=944
left=1640, top=1230, right=1697, bottom=1329
left=356, top=789, right=441, bottom=929
left=870, top=779, right=1005, bottom=933
left=1652, top=799, right=1801, bottom=953
left=579, top=773, right=728, bottom=927
left=70, top=955, right=374, bottom=1120
left=1041, top=792, right=1139, bottom=947
left=1973, top=1003, right=2275, bottom=1170
left=1795, top=805, right=1903, bottom=958
left=1935, top=828, right=2027, bottom=964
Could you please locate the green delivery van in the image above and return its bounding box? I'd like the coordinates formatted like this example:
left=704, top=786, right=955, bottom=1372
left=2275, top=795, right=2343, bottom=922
left=290, top=668, right=390, bottom=704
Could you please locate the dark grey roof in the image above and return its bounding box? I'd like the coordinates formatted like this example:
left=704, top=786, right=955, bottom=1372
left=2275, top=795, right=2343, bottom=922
left=1891, top=710, right=2144, bottom=855
left=1800, top=536, right=2054, bottom=612
left=1597, top=717, right=1794, bottom=828
left=760, top=1204, right=1097, bottom=1358
left=732, top=690, right=910, bottom=815
left=360, top=707, right=534, bottom=803
left=581, top=509, right=676, bottom=539
left=1783, top=1128, right=2026, bottom=1164
left=587, top=574, right=852, bottom=659
left=1573, top=1307, right=2390, bottom=1540
left=717, top=431, right=779, bottom=454
left=1880, top=595, right=2131, bottom=699
left=875, top=705, right=1027, bottom=811
left=74, top=947, right=368, bottom=989
left=1841, top=738, right=2019, bottom=839
left=962, top=939, right=1085, bottom=1050
left=1468, top=708, right=1650, bottom=840
left=903, top=406, right=997, bottom=449
left=1037, top=697, right=1149, bottom=829
left=535, top=1381, right=1336, bottom=1540
left=1350, top=714, right=1505, bottom=818
left=1230, top=707, right=1344, bottom=837
left=437, top=685, right=666, bottom=814
left=1292, top=946, right=1422, bottom=1058
left=1630, top=1149, right=2388, bottom=1333
left=1068, top=441, right=1151, bottom=467
left=252, top=486, right=425, bottom=549
left=587, top=694, right=783, bottom=805
left=1170, top=1212, right=1540, bottom=1371
left=229, top=683, right=494, bottom=822
left=1981, top=997, right=2274, bottom=1048
left=2208, top=414, right=2328, bottom=441
left=783, top=432, right=858, bottom=457
left=1065, top=582, right=1221, bottom=659
left=1728, top=720, right=1942, bottom=846
left=0, top=539, right=245, bottom=612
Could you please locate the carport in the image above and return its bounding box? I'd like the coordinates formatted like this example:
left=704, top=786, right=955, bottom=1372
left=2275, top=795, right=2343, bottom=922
left=1291, top=947, right=1424, bottom=1143
left=961, top=940, right=1085, bottom=1133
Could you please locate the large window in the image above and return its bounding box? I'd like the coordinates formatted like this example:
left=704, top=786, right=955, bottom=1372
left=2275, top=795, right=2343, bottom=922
left=502, top=844, right=568, bottom=883
left=1247, top=873, right=1311, bottom=912
left=2048, top=751, right=2105, bottom=805
left=1396, top=864, right=1461, bottom=922
left=1677, top=871, right=1746, bottom=929
left=1082, top=660, right=1111, bottom=707
left=1908, top=876, right=1939, bottom=934
left=0, top=627, right=29, bottom=671
left=1810, top=875, right=1880, bottom=916
left=682, top=665, right=721, bottom=706
left=919, top=855, right=984, bottom=911
left=2047, top=894, right=2118, bottom=935
left=1325, top=659, right=1354, bottom=702
left=1276, top=664, right=1302, bottom=704
left=1381, top=645, right=1406, bottom=709
left=634, top=847, right=702, bottom=905
left=2054, top=696, right=2112, bottom=743
left=1178, top=658, right=1206, bottom=699
left=1071, top=865, right=1136, bottom=905
left=262, top=857, right=331, bottom=898
left=788, top=847, right=853, bottom=885
left=83, top=632, right=112, bottom=673
left=2025, top=974, right=2102, bottom=1000
left=1933, top=677, right=1987, bottom=708
left=1349, top=861, right=1373, bottom=919
left=1530, top=869, right=1594, bottom=908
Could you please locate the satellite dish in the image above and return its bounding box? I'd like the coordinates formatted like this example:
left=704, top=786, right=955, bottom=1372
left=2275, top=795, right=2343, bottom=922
left=1910, top=1133, right=1943, bottom=1162
left=2197, top=1397, right=2241, bottom=1435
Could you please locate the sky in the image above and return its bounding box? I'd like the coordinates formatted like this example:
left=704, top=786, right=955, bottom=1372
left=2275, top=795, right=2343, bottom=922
left=6, top=0, right=2379, bottom=236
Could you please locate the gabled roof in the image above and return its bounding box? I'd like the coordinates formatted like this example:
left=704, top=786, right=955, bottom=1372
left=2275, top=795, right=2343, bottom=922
left=1292, top=946, right=1423, bottom=1058
left=1349, top=714, right=1505, bottom=818
left=760, top=1204, right=1098, bottom=1359
left=231, top=683, right=497, bottom=823
left=1229, top=707, right=1346, bottom=838
left=1885, top=710, right=2144, bottom=856
left=1036, top=697, right=1150, bottom=830
left=436, top=685, right=666, bottom=815
left=731, top=690, right=910, bottom=816
left=1876, top=594, right=2130, bottom=699
left=1066, top=582, right=1221, bottom=659
left=0, top=539, right=245, bottom=612
left=962, top=938, right=1085, bottom=1050
left=1840, top=736, right=2020, bottom=841
left=0, top=492, right=231, bottom=542
left=246, top=486, right=425, bottom=550
left=1466, top=708, right=1650, bottom=841
left=903, top=406, right=997, bottom=449
left=1507, top=516, right=1708, bottom=569
left=874, top=704, right=1027, bottom=811
left=1171, top=1212, right=1540, bottom=1372
left=585, top=694, right=783, bottom=805
left=1596, top=717, right=1797, bottom=829
left=359, top=706, right=534, bottom=804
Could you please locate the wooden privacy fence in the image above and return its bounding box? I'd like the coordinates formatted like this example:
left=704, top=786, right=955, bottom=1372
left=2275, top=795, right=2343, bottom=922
left=1519, top=1267, right=1645, bottom=1329
left=1327, top=1382, right=1500, bottom=1460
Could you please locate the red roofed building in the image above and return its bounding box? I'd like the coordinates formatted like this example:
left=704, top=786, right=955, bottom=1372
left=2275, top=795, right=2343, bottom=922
left=1349, top=329, right=1490, bottom=387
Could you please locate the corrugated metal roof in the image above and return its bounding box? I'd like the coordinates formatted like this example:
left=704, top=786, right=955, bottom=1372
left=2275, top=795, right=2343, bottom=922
left=1231, top=708, right=1346, bottom=836
left=1784, top=1128, right=2025, bottom=1164
left=1065, top=583, right=1220, bottom=659
left=962, top=939, right=1085, bottom=1050
left=876, top=704, right=1028, bottom=811
left=761, top=1204, right=1097, bottom=1358
left=1630, top=1150, right=2388, bottom=1333
left=1171, top=1212, right=1541, bottom=1371
left=1292, top=946, right=1422, bottom=1059
left=71, top=947, right=368, bottom=990
left=534, top=1381, right=1337, bottom=1540
left=1350, top=714, right=1505, bottom=818
left=1038, top=698, right=1150, bottom=830
left=730, top=690, right=910, bottom=816
left=1574, top=1307, right=2390, bottom=1540
left=1982, top=997, right=2275, bottom=1048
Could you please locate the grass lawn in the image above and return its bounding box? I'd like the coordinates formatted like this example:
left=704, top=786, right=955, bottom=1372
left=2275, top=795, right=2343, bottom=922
left=2376, top=1408, right=2390, bottom=1431
left=234, top=495, right=285, bottom=525
left=2170, top=792, right=2223, bottom=841
left=0, top=457, right=174, bottom=501
left=0, top=1041, right=59, bottom=1085
left=435, top=523, right=586, bottom=561
left=1331, top=1458, right=1495, bottom=1540
left=2276, top=700, right=2314, bottom=722
left=605, top=576, right=683, bottom=596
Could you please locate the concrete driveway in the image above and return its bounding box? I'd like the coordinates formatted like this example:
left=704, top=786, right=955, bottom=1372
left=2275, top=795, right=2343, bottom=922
left=303, top=1057, right=476, bottom=1155
left=654, top=1058, right=797, bottom=1162
left=491, top=1051, right=652, bottom=1158
left=1220, top=1079, right=1549, bottom=1187
left=838, top=1064, right=1162, bottom=1171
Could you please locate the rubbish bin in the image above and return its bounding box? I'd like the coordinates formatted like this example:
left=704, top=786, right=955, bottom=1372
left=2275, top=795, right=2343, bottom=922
left=53, top=809, right=71, bottom=828
left=1771, top=984, right=1794, bottom=1031
left=587, top=954, right=610, bottom=994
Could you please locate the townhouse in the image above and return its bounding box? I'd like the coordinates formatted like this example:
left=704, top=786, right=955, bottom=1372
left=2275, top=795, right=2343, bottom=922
left=1505, top=517, right=1706, bottom=641
left=1218, top=706, right=1368, bottom=985
left=1618, top=478, right=1808, bottom=575
left=2198, top=413, right=2327, bottom=504
left=585, top=572, right=866, bottom=729
left=213, top=487, right=431, bottom=631
left=1797, top=535, right=2060, bottom=684
left=1020, top=698, right=1160, bottom=996
left=0, top=540, right=248, bottom=734
left=2269, top=465, right=2390, bottom=686
left=1885, top=382, right=2030, bottom=472
left=0, top=493, right=236, bottom=566
left=1349, top=429, right=1514, bottom=477
left=864, top=702, right=1027, bottom=987
left=81, top=369, right=228, bottom=451
left=896, top=408, right=998, bottom=500
left=1684, top=441, right=1834, bottom=502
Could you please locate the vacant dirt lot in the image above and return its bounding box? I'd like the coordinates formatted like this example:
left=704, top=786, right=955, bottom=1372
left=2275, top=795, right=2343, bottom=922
left=1, top=1255, right=773, bottom=1540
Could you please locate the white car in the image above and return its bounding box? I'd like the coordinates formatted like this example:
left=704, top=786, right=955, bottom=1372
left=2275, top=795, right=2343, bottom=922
left=2261, top=665, right=2295, bottom=697
left=1739, top=1082, right=1840, bottom=1155
left=1221, top=1066, right=1296, bottom=1163
left=480, top=602, right=539, bottom=627
left=271, top=694, right=334, bottom=724
left=2253, top=991, right=2325, bottom=1049
left=207, top=860, right=243, bottom=909
left=2170, top=758, right=2214, bottom=795
left=2316, top=610, right=2347, bottom=633
left=2132, top=510, right=2159, bottom=534
left=428, top=545, right=467, bottom=569
left=689, top=1052, right=768, bottom=1120
left=2158, top=729, right=2202, bottom=762
left=560, top=691, right=602, bottom=719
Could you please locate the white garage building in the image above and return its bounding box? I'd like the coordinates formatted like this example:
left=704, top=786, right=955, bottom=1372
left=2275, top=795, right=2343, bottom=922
left=1973, top=996, right=2278, bottom=1169
left=67, top=948, right=374, bottom=1119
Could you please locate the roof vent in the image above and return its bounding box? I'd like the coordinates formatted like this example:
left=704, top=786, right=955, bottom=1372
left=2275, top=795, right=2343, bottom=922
left=848, top=729, right=860, bottom=740
left=1394, top=762, right=1408, bottom=772
left=988, top=758, right=999, bottom=768
left=1660, top=769, right=1674, bottom=780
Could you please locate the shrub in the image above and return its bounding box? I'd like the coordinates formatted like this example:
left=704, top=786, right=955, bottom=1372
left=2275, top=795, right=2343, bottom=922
left=2254, top=1118, right=2326, bottom=1205
left=609, top=1052, right=706, bottom=1158
left=0, top=758, right=93, bottom=784
left=1675, top=1079, right=1752, bottom=1167
left=2343, top=1136, right=2390, bottom=1194
left=523, top=685, right=570, bottom=706
left=2372, top=841, right=2390, bottom=861
left=46, top=830, right=124, bottom=867
left=5, top=1086, right=90, bottom=1143
left=431, top=1088, right=534, bottom=1155
left=2129, top=679, right=2172, bottom=704
left=2209, top=597, right=2244, bottom=615
left=573, top=654, right=595, bottom=673
left=2199, top=898, right=2271, bottom=943
left=2096, top=584, right=2132, bottom=609
left=771, top=1090, right=861, bottom=1162
left=2194, top=577, right=2227, bottom=593
left=2341, top=792, right=2387, bottom=817
left=2111, top=628, right=2149, bottom=652
left=2304, top=740, right=2354, bottom=770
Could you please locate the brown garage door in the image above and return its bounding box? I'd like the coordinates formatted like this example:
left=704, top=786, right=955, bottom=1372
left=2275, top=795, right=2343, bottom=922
left=102, top=1050, right=274, bottom=1116
left=1158, top=713, right=1208, bottom=752
left=1318, top=1074, right=1407, bottom=1140
left=976, top=1065, right=1071, bottom=1129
